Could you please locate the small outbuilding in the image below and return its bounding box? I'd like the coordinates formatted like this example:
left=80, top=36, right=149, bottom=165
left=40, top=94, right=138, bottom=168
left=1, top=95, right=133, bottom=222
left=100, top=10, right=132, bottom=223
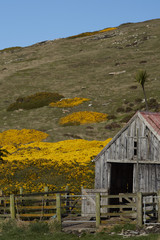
left=94, top=111, right=160, bottom=194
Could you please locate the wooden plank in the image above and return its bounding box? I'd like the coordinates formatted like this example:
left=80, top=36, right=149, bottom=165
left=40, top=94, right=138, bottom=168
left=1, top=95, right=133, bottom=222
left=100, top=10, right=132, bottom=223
left=142, top=192, right=157, bottom=196
left=137, top=192, right=143, bottom=226
left=15, top=190, right=69, bottom=197
left=145, top=210, right=157, bottom=215
left=96, top=193, right=100, bottom=228
left=101, top=195, right=120, bottom=198
left=0, top=214, right=11, bottom=217
left=119, top=193, right=137, bottom=197
left=101, top=204, right=136, bottom=208
left=0, top=207, right=10, bottom=210
left=0, top=197, right=10, bottom=201
left=17, top=205, right=56, bottom=210
left=106, top=159, right=160, bottom=164
left=101, top=211, right=137, bottom=217
left=143, top=203, right=157, bottom=207
left=101, top=194, right=137, bottom=198
left=56, top=193, right=61, bottom=226
left=17, top=213, right=55, bottom=217
left=15, top=195, right=56, bottom=201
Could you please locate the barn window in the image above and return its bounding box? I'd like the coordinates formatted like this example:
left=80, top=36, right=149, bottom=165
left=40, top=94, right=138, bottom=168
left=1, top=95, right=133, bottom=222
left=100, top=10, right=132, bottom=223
left=134, top=140, right=137, bottom=156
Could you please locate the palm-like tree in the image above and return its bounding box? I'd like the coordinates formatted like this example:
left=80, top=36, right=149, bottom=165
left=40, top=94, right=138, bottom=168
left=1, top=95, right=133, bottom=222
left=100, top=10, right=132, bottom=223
left=135, top=70, right=149, bottom=111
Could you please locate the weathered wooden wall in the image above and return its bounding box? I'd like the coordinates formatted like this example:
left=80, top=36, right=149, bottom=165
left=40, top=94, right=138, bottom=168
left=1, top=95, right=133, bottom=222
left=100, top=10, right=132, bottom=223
left=133, top=164, right=160, bottom=192
left=95, top=114, right=160, bottom=193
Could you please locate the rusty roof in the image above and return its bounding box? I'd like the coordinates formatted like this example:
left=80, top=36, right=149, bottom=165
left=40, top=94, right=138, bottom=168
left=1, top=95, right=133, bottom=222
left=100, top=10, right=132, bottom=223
left=140, top=112, right=160, bottom=137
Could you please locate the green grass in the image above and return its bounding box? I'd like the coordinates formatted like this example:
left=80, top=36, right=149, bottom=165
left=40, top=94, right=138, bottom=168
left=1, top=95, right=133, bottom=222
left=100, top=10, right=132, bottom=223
left=0, top=220, right=159, bottom=240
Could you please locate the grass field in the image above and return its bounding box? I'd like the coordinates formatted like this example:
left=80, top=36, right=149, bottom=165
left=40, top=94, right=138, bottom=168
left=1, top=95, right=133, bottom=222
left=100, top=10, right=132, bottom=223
left=0, top=18, right=159, bottom=143
left=0, top=220, right=159, bottom=240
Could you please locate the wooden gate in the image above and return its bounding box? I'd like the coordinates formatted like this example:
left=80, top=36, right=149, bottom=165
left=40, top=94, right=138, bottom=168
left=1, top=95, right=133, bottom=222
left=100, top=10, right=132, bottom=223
left=81, top=189, right=108, bottom=217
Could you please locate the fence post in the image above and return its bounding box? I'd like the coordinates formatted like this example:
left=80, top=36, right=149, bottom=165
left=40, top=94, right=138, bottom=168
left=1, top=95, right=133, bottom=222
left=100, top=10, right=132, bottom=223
left=20, top=187, right=23, bottom=195
left=56, top=193, right=62, bottom=229
left=157, top=191, right=160, bottom=223
left=96, top=193, right=100, bottom=228
left=137, top=192, right=143, bottom=226
left=0, top=189, right=3, bottom=205
left=10, top=194, right=16, bottom=219
left=65, top=185, right=69, bottom=213
left=44, top=186, right=49, bottom=192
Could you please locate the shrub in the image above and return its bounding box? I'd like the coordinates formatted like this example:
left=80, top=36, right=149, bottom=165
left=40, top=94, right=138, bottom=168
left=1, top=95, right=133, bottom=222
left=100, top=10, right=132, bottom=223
left=7, top=92, right=64, bottom=111
left=68, top=27, right=117, bottom=39
left=107, top=114, right=117, bottom=120
left=135, top=98, right=142, bottom=103
left=105, top=122, right=121, bottom=130
left=29, top=221, right=49, bottom=233
left=120, top=113, right=135, bottom=123
left=59, top=111, right=108, bottom=126
left=148, top=98, right=159, bottom=109
left=125, top=107, right=133, bottom=112
left=116, top=107, right=125, bottom=113
left=2, top=136, right=111, bottom=194
left=129, top=85, right=137, bottom=89
left=0, top=129, right=48, bottom=146
left=49, top=97, right=90, bottom=108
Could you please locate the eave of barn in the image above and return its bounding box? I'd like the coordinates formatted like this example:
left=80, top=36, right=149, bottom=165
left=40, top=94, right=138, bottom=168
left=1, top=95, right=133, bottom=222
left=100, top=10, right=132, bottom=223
left=94, top=111, right=160, bottom=163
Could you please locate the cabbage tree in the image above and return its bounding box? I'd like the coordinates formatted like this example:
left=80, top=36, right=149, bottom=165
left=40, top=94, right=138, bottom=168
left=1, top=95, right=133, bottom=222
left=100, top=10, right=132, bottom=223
left=135, top=70, right=149, bottom=111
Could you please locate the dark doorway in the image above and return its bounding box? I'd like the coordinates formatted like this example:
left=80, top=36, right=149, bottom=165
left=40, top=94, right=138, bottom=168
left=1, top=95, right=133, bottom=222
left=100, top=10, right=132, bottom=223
left=110, top=163, right=133, bottom=194
left=109, top=163, right=133, bottom=211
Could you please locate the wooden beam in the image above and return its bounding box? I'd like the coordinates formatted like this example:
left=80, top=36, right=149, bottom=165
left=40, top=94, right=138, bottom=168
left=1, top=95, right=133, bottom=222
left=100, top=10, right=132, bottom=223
left=56, top=193, right=62, bottom=230
left=106, top=159, right=160, bottom=164
left=96, top=193, right=100, bottom=228
left=10, top=194, right=16, bottom=219
left=137, top=192, right=143, bottom=226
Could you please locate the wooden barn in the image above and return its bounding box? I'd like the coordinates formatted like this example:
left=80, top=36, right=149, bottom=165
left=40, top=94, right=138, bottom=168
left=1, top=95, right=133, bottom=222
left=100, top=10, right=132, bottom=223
left=94, top=111, right=160, bottom=194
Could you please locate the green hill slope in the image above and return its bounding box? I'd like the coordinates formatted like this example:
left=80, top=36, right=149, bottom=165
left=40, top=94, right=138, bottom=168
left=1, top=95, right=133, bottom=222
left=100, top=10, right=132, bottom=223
left=0, top=18, right=160, bottom=142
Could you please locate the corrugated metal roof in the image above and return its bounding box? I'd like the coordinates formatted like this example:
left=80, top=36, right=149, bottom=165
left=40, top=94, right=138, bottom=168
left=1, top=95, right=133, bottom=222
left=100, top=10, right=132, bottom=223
left=140, top=112, right=160, bottom=137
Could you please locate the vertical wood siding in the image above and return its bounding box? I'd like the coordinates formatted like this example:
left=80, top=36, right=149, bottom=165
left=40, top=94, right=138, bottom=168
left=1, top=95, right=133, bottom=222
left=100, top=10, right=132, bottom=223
left=101, top=116, right=160, bottom=161
left=95, top=115, right=160, bottom=192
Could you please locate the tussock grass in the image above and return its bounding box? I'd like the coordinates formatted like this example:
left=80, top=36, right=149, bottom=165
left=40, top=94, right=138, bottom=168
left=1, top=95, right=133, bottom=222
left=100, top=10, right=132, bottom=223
left=7, top=92, right=64, bottom=111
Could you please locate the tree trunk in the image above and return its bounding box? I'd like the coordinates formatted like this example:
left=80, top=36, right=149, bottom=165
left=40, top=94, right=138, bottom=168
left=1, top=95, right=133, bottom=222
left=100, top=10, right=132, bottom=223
left=142, top=86, right=149, bottom=111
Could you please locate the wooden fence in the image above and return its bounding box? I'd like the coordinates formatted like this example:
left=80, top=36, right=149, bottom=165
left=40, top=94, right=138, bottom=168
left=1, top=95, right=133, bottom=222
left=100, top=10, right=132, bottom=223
left=0, top=189, right=70, bottom=224
left=95, top=191, right=160, bottom=227
left=0, top=189, right=160, bottom=228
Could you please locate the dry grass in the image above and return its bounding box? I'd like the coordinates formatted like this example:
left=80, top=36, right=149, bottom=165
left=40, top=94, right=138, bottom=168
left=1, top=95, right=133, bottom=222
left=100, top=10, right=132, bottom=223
left=0, top=19, right=160, bottom=142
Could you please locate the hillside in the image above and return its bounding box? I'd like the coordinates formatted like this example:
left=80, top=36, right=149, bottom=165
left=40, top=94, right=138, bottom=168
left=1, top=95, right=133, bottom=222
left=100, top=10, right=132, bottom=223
left=0, top=18, right=160, bottom=143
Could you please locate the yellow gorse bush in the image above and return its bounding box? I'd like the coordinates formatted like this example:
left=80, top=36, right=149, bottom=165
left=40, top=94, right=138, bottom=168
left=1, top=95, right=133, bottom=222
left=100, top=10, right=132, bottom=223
left=0, top=129, right=111, bottom=194
left=4, top=139, right=111, bottom=164
left=59, top=111, right=108, bottom=125
left=49, top=97, right=90, bottom=108
left=68, top=27, right=117, bottom=39
left=0, top=129, right=48, bottom=146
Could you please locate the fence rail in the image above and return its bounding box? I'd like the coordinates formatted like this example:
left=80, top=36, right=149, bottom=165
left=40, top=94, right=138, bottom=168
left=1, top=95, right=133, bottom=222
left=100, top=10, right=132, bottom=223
left=0, top=189, right=160, bottom=228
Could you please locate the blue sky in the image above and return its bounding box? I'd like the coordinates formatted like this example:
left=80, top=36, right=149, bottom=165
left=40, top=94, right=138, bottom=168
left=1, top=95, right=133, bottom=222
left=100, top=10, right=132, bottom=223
left=1, top=0, right=160, bottom=50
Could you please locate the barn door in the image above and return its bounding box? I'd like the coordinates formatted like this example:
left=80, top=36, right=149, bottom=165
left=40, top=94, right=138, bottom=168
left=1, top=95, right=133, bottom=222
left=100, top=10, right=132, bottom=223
left=109, top=163, right=133, bottom=210
left=110, top=163, right=133, bottom=194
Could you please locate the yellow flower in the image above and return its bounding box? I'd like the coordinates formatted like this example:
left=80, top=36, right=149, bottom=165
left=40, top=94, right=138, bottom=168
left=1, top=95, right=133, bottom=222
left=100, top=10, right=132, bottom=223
left=0, top=128, right=111, bottom=194
left=0, top=129, right=48, bottom=146
left=50, top=97, right=90, bottom=108
left=59, top=111, right=108, bottom=125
